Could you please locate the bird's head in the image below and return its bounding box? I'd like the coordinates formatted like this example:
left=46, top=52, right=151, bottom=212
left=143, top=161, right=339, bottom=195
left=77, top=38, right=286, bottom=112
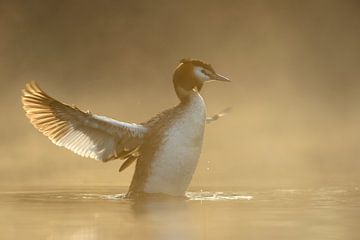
left=173, top=58, right=230, bottom=101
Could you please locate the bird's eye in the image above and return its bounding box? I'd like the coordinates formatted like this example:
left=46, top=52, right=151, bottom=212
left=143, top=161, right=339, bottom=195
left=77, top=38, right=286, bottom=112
left=201, top=69, right=207, bottom=75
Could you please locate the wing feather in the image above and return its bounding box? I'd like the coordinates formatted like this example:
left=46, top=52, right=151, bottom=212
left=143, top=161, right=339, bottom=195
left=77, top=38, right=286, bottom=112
left=22, top=81, right=147, bottom=162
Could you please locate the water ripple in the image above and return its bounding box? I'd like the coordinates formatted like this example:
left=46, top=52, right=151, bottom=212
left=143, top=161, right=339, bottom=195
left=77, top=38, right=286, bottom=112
left=186, top=191, right=253, bottom=201
left=0, top=187, right=359, bottom=207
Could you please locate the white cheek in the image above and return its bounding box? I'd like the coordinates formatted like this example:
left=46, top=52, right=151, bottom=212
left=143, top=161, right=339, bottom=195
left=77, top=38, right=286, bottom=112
left=193, top=67, right=210, bottom=81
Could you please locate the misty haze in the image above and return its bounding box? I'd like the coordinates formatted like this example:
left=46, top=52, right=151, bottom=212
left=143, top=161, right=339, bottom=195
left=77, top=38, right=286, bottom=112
left=0, top=1, right=359, bottom=239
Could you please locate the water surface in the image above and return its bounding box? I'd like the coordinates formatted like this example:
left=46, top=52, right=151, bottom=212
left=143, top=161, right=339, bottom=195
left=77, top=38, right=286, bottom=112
left=0, top=186, right=359, bottom=240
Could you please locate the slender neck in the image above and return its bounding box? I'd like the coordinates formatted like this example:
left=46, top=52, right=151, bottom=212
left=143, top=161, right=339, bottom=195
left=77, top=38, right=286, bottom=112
left=175, top=85, right=204, bottom=104
left=174, top=84, right=192, bottom=102
left=173, top=80, right=203, bottom=103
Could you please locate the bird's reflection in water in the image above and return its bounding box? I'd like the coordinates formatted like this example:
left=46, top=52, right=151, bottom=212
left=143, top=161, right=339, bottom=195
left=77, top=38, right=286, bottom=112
left=38, top=193, right=200, bottom=240
left=1, top=187, right=359, bottom=240
left=130, top=195, right=200, bottom=240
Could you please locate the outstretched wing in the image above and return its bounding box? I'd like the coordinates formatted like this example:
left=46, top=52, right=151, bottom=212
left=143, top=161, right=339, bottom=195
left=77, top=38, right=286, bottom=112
left=22, top=82, right=147, bottom=162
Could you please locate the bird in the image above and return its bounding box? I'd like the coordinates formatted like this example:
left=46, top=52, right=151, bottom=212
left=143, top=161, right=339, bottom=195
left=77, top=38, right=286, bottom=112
left=21, top=59, right=230, bottom=198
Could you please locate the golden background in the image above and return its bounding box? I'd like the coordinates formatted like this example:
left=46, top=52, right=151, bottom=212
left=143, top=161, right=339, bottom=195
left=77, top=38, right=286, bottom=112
left=0, top=0, right=359, bottom=188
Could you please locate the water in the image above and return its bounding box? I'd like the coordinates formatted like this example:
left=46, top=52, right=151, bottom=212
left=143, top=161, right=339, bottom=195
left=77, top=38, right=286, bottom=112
left=0, top=186, right=359, bottom=240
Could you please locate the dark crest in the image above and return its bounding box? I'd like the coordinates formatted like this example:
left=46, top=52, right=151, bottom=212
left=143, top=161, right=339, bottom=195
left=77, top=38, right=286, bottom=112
left=180, top=58, right=215, bottom=73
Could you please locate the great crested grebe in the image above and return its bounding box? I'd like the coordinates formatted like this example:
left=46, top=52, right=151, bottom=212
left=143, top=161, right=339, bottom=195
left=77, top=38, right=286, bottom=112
left=22, top=59, right=230, bottom=198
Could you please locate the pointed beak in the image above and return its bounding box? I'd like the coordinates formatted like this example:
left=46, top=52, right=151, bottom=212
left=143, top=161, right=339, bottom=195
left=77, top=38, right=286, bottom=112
left=208, top=72, right=231, bottom=82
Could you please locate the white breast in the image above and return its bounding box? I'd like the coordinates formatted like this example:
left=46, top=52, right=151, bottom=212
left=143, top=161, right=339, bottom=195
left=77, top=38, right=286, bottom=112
left=144, top=92, right=206, bottom=196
